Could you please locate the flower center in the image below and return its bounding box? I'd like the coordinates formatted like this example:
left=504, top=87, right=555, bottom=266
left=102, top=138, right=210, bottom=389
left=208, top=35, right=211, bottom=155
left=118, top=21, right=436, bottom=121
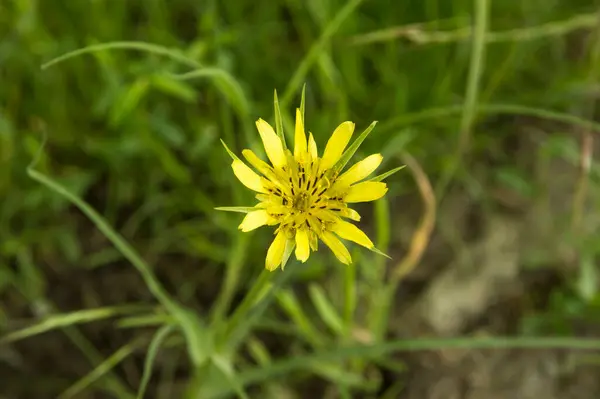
left=292, top=192, right=311, bottom=212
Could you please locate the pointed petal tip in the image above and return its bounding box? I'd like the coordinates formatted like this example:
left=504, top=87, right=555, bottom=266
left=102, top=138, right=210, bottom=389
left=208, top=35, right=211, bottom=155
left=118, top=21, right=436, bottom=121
left=265, top=263, right=279, bottom=272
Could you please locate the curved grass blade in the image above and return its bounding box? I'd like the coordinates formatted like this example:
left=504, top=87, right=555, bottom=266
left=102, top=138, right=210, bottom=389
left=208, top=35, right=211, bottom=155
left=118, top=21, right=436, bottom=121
left=211, top=355, right=250, bottom=399
left=379, top=103, right=600, bottom=134
left=204, top=336, right=600, bottom=398
left=137, top=324, right=176, bottom=399
left=41, top=41, right=202, bottom=70
left=42, top=41, right=249, bottom=122
left=308, top=284, right=344, bottom=335
left=173, top=69, right=249, bottom=118
left=0, top=306, right=147, bottom=344
left=27, top=142, right=210, bottom=366
left=58, top=339, right=144, bottom=399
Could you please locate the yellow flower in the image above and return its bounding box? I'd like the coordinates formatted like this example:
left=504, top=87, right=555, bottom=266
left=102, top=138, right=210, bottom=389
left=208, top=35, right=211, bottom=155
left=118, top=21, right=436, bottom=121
left=218, top=91, right=403, bottom=271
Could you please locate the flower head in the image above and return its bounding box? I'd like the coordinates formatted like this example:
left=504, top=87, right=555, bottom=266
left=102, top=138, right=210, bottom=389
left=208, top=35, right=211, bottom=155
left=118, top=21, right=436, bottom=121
left=218, top=90, right=402, bottom=271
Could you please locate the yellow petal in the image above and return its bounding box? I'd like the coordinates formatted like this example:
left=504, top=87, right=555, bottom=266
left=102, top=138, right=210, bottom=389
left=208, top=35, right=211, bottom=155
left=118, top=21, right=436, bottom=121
left=336, top=154, right=383, bottom=187
left=338, top=207, right=361, bottom=221
left=308, top=132, right=318, bottom=160
left=321, top=231, right=352, bottom=265
left=232, top=160, right=267, bottom=193
left=294, top=108, right=307, bottom=160
left=345, top=181, right=387, bottom=203
left=239, top=210, right=270, bottom=232
left=294, top=228, right=310, bottom=262
left=242, top=149, right=272, bottom=177
left=332, top=220, right=374, bottom=249
left=266, top=230, right=287, bottom=271
left=256, top=119, right=287, bottom=168
left=309, top=231, right=319, bottom=251
left=321, top=121, right=355, bottom=170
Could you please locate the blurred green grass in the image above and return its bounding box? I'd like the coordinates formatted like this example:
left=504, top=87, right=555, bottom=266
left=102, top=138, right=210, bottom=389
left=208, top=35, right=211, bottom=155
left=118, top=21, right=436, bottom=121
left=2, top=0, right=600, bottom=398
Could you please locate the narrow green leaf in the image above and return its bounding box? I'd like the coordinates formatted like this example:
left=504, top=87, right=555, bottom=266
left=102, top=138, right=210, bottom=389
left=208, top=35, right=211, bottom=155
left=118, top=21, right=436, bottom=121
left=232, top=337, right=600, bottom=393
left=214, top=206, right=257, bottom=213
left=277, top=290, right=323, bottom=346
left=220, top=139, right=241, bottom=161
left=246, top=337, right=272, bottom=366
left=299, top=83, right=306, bottom=123
left=117, top=314, right=174, bottom=329
left=41, top=41, right=202, bottom=71
left=0, top=306, right=146, bottom=344
left=273, top=89, right=286, bottom=149
left=110, top=78, right=150, bottom=126
left=334, top=121, right=378, bottom=173
left=211, top=355, right=250, bottom=399
left=41, top=41, right=249, bottom=121
left=369, top=246, right=392, bottom=260
left=369, top=165, right=406, bottom=182
left=309, top=361, right=366, bottom=387
left=150, top=74, right=196, bottom=103
left=27, top=144, right=211, bottom=367
left=58, top=339, right=142, bottom=399
left=171, top=307, right=213, bottom=366
left=308, top=284, right=344, bottom=335
left=137, top=325, right=176, bottom=399
left=174, top=69, right=249, bottom=118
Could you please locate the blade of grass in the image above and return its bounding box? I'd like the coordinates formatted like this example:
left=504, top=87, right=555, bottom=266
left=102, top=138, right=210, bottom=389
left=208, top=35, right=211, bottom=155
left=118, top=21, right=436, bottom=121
left=436, top=0, right=490, bottom=199
left=211, top=355, right=250, bottom=399
left=308, top=283, right=345, bottom=336
left=8, top=282, right=136, bottom=399
left=41, top=41, right=202, bottom=70
left=216, top=336, right=600, bottom=398
left=222, top=268, right=294, bottom=352
left=0, top=306, right=147, bottom=344
left=281, top=0, right=366, bottom=106
left=350, top=12, right=598, bottom=46
left=172, top=69, right=249, bottom=118
left=277, top=289, right=324, bottom=346
left=42, top=41, right=249, bottom=124
left=210, top=234, right=250, bottom=325
left=27, top=142, right=210, bottom=366
left=58, top=338, right=145, bottom=399
left=378, top=103, right=600, bottom=134
left=137, top=324, right=177, bottom=399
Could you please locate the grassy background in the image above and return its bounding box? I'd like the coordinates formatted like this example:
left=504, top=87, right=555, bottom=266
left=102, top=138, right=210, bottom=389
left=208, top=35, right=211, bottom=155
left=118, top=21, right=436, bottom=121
left=2, top=0, right=600, bottom=397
